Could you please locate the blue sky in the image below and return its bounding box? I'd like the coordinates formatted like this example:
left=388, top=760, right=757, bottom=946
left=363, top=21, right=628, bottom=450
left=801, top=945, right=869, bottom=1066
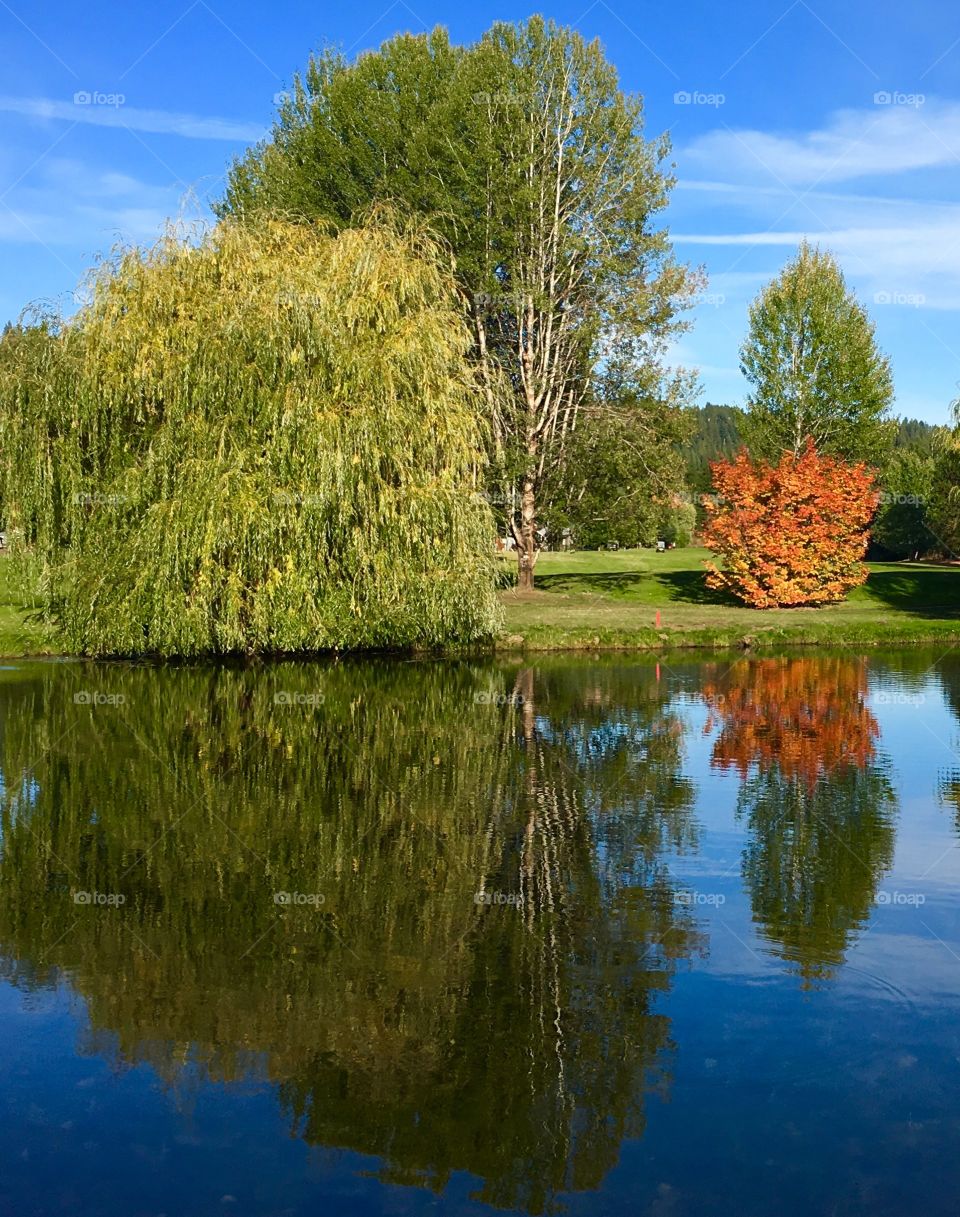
left=2, top=0, right=960, bottom=422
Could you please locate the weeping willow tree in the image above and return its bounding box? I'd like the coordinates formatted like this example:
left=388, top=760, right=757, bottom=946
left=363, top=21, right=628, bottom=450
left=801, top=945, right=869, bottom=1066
left=0, top=217, right=500, bottom=655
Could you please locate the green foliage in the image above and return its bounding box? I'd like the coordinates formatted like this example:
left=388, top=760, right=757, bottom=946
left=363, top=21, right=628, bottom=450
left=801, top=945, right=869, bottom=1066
left=219, top=19, right=700, bottom=575
left=681, top=403, right=745, bottom=496
left=740, top=242, right=895, bottom=465
left=219, top=30, right=461, bottom=231
left=539, top=381, right=691, bottom=549
left=0, top=218, right=501, bottom=656
left=893, top=416, right=939, bottom=457
left=929, top=451, right=960, bottom=558
left=923, top=402, right=960, bottom=558
left=867, top=418, right=943, bottom=559
left=659, top=496, right=696, bottom=547
left=871, top=446, right=937, bottom=558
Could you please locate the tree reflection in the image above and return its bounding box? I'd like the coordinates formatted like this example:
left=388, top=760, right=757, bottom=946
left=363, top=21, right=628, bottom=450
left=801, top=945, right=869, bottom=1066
left=933, top=653, right=960, bottom=833
left=0, top=658, right=701, bottom=1212
left=703, top=656, right=897, bottom=986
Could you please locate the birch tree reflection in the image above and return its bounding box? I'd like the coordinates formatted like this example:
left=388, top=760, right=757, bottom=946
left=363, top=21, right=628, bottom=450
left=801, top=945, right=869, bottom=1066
left=0, top=659, right=702, bottom=1212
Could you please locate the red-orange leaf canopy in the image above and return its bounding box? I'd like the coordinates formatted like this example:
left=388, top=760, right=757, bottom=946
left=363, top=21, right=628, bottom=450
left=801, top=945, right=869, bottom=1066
left=702, top=439, right=879, bottom=609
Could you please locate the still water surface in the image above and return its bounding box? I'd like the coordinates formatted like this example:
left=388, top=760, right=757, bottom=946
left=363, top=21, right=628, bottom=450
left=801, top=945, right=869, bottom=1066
left=0, top=652, right=959, bottom=1216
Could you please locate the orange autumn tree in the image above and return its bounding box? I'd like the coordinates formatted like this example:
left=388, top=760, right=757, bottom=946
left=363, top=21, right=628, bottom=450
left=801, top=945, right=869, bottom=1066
left=702, top=439, right=879, bottom=608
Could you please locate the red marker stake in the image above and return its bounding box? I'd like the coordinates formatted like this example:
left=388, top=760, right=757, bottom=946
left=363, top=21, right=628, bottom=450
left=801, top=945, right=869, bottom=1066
left=655, top=610, right=661, bottom=628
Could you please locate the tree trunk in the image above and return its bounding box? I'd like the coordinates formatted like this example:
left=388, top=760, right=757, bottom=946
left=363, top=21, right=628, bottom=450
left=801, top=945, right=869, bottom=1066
left=513, top=474, right=538, bottom=591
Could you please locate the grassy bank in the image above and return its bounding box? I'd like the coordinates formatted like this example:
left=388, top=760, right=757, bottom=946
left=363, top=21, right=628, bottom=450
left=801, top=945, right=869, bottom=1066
left=497, top=547, right=960, bottom=652
left=3, top=547, right=959, bottom=659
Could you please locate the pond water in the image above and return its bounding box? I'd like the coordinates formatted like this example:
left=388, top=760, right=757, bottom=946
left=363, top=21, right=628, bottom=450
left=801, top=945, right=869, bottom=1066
left=0, top=651, right=959, bottom=1216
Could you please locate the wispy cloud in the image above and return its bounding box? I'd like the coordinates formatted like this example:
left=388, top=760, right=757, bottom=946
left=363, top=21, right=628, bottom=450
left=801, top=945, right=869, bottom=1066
left=673, top=212, right=960, bottom=307
left=673, top=100, right=960, bottom=311
left=683, top=98, right=960, bottom=185
left=676, top=178, right=960, bottom=212
left=0, top=158, right=200, bottom=253
left=670, top=100, right=960, bottom=418
left=0, top=95, right=264, bottom=142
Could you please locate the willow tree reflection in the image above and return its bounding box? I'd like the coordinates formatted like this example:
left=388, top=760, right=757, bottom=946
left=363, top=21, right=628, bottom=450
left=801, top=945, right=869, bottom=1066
left=703, top=656, right=897, bottom=986
left=0, top=658, right=701, bottom=1212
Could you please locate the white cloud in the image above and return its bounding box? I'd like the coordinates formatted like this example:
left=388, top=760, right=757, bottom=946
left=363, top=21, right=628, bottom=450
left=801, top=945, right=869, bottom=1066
left=670, top=102, right=960, bottom=417
left=673, top=104, right=960, bottom=311
left=2, top=160, right=196, bottom=239
left=673, top=220, right=960, bottom=307
left=0, top=95, right=264, bottom=142
left=676, top=178, right=960, bottom=210
left=682, top=98, right=960, bottom=186
left=676, top=230, right=809, bottom=246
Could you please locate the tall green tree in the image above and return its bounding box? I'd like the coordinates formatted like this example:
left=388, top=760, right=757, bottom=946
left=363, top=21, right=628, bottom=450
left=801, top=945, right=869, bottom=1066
left=219, top=18, right=700, bottom=588
left=681, top=403, right=745, bottom=496
left=739, top=242, right=894, bottom=465
left=893, top=416, right=939, bottom=457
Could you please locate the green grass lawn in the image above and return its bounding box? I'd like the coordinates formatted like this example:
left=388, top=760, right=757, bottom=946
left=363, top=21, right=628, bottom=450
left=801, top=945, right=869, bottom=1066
left=498, top=546, right=960, bottom=651
left=0, top=559, right=57, bottom=657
